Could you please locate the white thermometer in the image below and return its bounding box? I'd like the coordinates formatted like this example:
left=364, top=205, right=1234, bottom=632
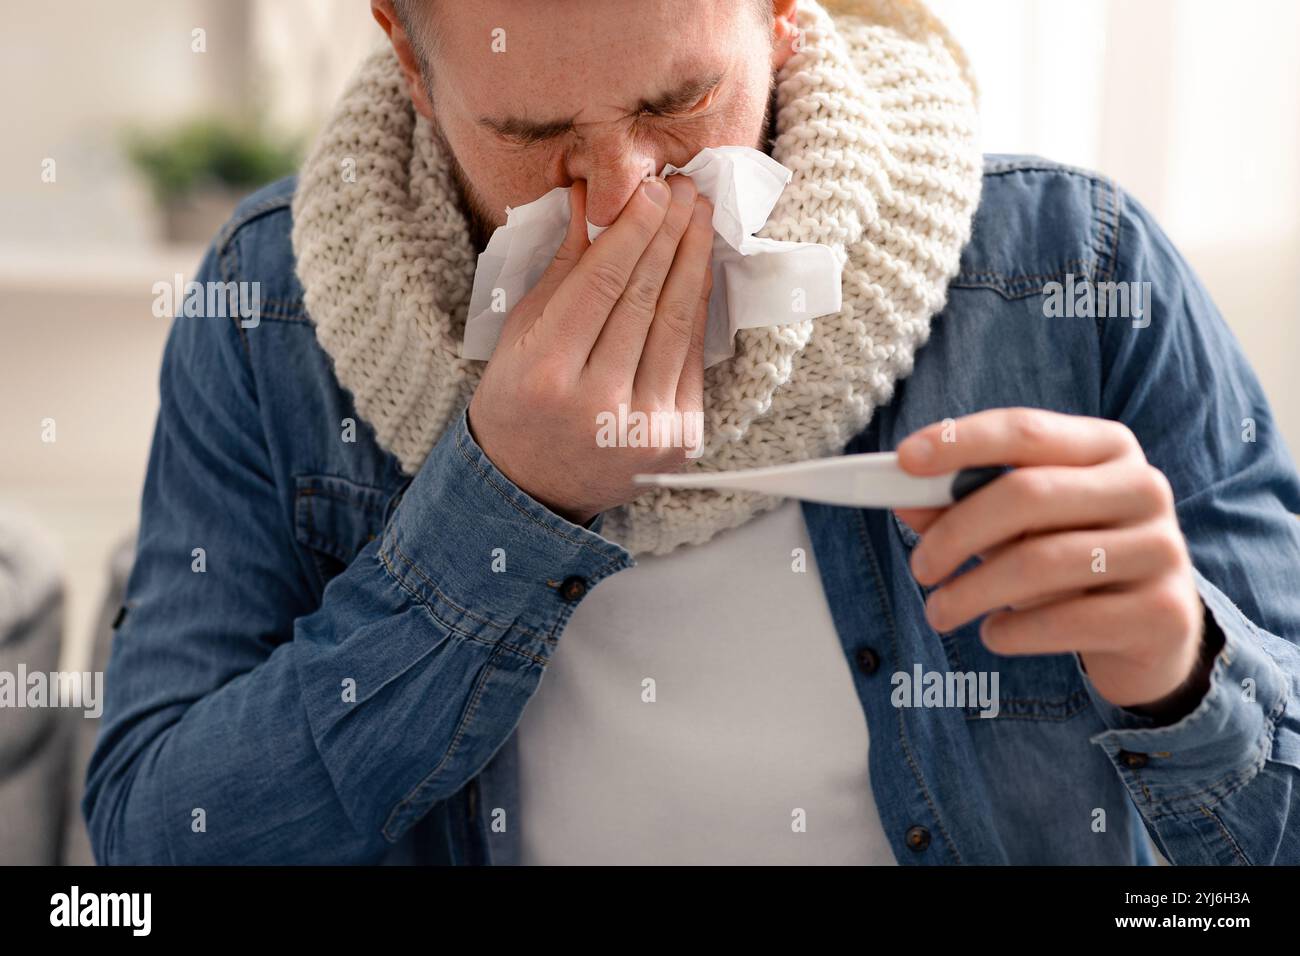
left=634, top=453, right=1008, bottom=509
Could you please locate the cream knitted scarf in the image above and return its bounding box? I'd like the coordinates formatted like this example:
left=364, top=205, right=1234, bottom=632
left=292, top=0, right=982, bottom=556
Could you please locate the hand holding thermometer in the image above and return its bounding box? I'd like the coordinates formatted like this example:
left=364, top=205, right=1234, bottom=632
left=633, top=453, right=1009, bottom=509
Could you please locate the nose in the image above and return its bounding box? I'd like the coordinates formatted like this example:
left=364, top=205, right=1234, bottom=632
left=566, top=137, right=663, bottom=229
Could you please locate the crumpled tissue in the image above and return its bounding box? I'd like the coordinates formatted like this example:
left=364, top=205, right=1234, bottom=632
left=460, top=146, right=842, bottom=367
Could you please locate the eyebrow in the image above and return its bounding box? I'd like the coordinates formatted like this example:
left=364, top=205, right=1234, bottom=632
left=478, top=70, right=725, bottom=144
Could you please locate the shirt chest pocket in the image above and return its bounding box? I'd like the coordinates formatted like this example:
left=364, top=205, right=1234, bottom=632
left=293, top=475, right=392, bottom=590
left=889, top=511, right=1092, bottom=721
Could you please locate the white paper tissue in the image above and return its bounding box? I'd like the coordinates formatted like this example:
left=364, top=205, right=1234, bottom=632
left=460, top=146, right=843, bottom=367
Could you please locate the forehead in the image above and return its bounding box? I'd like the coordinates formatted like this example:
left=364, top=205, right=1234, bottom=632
left=430, top=0, right=756, bottom=117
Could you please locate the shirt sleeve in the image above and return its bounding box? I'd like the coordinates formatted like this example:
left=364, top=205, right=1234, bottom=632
left=82, top=245, right=632, bottom=864
left=1082, top=186, right=1300, bottom=864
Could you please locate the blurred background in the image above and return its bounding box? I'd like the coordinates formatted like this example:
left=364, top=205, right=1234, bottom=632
left=2, top=0, right=1298, bottom=678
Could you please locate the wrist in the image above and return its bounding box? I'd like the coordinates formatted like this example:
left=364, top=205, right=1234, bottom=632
left=465, top=404, right=600, bottom=527
left=1126, top=599, right=1225, bottom=725
left=382, top=405, right=632, bottom=651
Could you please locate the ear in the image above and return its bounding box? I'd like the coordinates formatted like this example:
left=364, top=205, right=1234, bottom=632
left=770, top=0, right=801, bottom=71
left=371, top=0, right=436, bottom=121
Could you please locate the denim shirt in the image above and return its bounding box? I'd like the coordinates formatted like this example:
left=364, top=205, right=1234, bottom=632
left=84, top=156, right=1300, bottom=865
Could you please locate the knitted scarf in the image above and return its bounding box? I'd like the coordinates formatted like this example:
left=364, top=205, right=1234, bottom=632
left=292, top=0, right=982, bottom=556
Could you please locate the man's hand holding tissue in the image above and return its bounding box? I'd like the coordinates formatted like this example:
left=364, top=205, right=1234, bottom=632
left=467, top=175, right=714, bottom=526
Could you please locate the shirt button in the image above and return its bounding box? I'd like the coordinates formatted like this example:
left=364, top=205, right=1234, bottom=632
left=905, top=826, right=931, bottom=852
left=855, top=647, right=881, bottom=675
left=1118, top=750, right=1149, bottom=769
left=559, top=576, right=588, bottom=601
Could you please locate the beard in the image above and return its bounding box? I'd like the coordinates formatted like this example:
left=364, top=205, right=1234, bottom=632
left=430, top=76, right=779, bottom=256
left=427, top=118, right=500, bottom=254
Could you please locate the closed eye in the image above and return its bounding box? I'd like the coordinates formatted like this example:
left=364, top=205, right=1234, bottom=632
left=481, top=116, right=575, bottom=148
left=642, top=85, right=722, bottom=119
left=482, top=71, right=725, bottom=144
left=633, top=68, right=726, bottom=121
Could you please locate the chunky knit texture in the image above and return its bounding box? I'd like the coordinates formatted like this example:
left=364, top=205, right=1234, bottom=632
left=292, top=0, right=983, bottom=555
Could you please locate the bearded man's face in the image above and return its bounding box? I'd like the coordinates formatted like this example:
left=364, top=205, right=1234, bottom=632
left=377, top=0, right=797, bottom=248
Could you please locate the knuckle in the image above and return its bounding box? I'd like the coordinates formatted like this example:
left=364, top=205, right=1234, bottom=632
left=1110, top=420, right=1143, bottom=456
left=1020, top=536, right=1064, bottom=579
left=1169, top=599, right=1201, bottom=641
left=655, top=303, right=696, bottom=350
left=1150, top=523, right=1188, bottom=570
left=584, top=259, right=630, bottom=310
left=1139, top=465, right=1175, bottom=511
left=519, top=363, right=568, bottom=409
left=1008, top=407, right=1052, bottom=448
left=620, top=273, right=661, bottom=316
left=1009, top=467, right=1054, bottom=506
left=1147, top=577, right=1195, bottom=631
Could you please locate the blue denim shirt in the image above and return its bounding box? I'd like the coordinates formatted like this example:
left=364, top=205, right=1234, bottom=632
left=84, top=156, right=1300, bottom=865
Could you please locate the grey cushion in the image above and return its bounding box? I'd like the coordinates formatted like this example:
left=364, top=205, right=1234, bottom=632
left=0, top=507, right=65, bottom=774
left=0, top=717, right=70, bottom=864
left=0, top=591, right=63, bottom=774
left=0, top=506, right=68, bottom=864
left=61, top=529, right=136, bottom=865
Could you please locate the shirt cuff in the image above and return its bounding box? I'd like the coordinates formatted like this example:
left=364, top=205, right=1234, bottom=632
left=1077, top=566, right=1289, bottom=815
left=379, top=404, right=633, bottom=657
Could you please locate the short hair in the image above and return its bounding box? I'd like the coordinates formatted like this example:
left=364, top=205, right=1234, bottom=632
left=393, top=0, right=774, bottom=78
left=391, top=0, right=438, bottom=75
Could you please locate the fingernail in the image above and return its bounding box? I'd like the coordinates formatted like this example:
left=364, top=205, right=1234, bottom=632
left=643, top=177, right=671, bottom=208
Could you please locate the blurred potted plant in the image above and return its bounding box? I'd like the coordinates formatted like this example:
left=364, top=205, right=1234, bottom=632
left=125, top=117, right=301, bottom=243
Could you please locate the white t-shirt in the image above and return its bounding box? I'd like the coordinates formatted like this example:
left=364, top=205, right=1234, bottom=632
left=515, top=499, right=898, bottom=865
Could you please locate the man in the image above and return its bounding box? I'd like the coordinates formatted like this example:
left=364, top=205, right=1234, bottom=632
left=85, top=0, right=1300, bottom=864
